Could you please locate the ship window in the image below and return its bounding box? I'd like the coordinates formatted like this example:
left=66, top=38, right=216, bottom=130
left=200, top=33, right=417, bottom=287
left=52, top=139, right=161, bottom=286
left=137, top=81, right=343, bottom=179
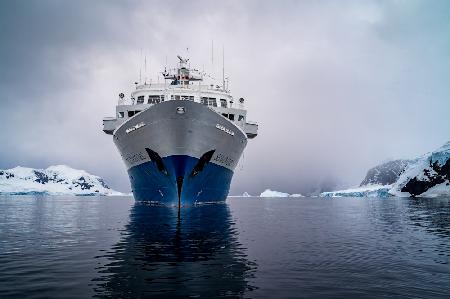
left=208, top=98, right=217, bottom=107
left=181, top=95, right=193, bottom=101
left=238, top=115, right=244, bottom=121
left=118, top=111, right=124, bottom=118
left=220, top=99, right=227, bottom=108
left=128, top=111, right=135, bottom=117
left=148, top=95, right=160, bottom=104
left=135, top=110, right=141, bottom=114
left=222, top=113, right=228, bottom=118
left=137, top=96, right=145, bottom=104
left=228, top=114, right=235, bottom=121
left=201, top=97, right=208, bottom=106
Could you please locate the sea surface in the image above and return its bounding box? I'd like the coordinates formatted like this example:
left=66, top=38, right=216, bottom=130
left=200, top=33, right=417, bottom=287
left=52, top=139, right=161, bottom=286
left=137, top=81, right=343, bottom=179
left=0, top=196, right=449, bottom=298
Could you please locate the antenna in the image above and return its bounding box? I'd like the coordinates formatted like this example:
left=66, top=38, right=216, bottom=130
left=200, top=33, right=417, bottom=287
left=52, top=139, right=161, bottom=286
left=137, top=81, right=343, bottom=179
left=139, top=49, right=142, bottom=84
left=222, top=45, right=225, bottom=91
left=211, top=40, right=214, bottom=80
left=144, top=55, right=147, bottom=84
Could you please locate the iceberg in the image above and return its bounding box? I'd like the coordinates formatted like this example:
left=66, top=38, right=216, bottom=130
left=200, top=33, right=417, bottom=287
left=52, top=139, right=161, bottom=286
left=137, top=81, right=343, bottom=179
left=0, top=165, right=122, bottom=196
left=259, top=189, right=304, bottom=198
left=290, top=193, right=304, bottom=197
left=260, top=189, right=290, bottom=197
left=320, top=185, right=392, bottom=198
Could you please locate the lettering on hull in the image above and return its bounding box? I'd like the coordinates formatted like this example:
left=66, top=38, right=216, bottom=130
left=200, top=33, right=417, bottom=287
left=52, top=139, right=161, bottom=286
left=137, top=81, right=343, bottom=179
left=126, top=122, right=146, bottom=134
left=215, top=124, right=235, bottom=136
left=213, top=153, right=234, bottom=167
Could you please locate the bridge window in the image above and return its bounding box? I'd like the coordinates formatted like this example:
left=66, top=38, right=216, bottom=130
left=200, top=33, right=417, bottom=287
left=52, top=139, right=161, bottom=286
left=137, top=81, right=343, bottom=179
left=228, top=114, right=235, bottom=121
left=220, top=99, right=227, bottom=108
left=238, top=115, right=244, bottom=121
left=181, top=95, right=194, bottom=101
left=222, top=113, right=228, bottom=118
left=128, top=111, right=135, bottom=117
left=148, top=95, right=161, bottom=104
left=208, top=98, right=217, bottom=107
left=118, top=111, right=124, bottom=118
left=137, top=96, right=145, bottom=104
left=201, top=97, right=208, bottom=106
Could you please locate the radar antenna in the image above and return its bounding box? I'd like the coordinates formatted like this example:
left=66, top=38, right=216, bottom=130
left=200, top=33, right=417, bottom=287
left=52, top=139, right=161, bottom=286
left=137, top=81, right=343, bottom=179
left=177, top=55, right=189, bottom=64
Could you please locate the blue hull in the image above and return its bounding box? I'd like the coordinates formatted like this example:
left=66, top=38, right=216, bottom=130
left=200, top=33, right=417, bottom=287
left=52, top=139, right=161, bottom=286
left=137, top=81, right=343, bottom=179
left=128, top=155, right=233, bottom=205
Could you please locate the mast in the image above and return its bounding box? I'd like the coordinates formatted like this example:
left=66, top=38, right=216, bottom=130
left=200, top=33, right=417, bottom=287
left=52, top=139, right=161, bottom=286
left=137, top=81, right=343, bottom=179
left=222, top=45, right=225, bottom=91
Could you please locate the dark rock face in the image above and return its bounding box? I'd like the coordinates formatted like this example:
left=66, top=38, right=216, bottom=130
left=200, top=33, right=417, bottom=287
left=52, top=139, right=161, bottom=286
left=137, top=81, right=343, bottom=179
left=401, top=158, right=450, bottom=196
left=360, top=160, right=410, bottom=186
left=98, top=178, right=110, bottom=189
left=33, top=171, right=49, bottom=184
left=74, top=176, right=95, bottom=190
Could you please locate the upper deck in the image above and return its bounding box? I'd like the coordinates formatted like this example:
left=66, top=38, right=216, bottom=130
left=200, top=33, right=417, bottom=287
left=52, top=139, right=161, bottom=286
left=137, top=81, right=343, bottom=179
left=103, top=55, right=258, bottom=138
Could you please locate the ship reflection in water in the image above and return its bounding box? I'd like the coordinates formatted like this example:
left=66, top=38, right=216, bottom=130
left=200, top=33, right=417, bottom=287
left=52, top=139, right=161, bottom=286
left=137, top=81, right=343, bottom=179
left=93, top=202, right=256, bottom=298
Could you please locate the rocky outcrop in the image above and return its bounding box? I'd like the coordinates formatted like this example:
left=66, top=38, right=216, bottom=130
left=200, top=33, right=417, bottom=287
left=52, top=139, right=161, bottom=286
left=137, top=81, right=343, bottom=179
left=400, top=157, right=450, bottom=197
left=360, top=160, right=410, bottom=186
left=321, top=141, right=450, bottom=198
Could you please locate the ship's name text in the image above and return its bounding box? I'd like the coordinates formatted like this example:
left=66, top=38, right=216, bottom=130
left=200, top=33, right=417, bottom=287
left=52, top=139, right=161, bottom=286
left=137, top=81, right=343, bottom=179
left=213, top=153, right=234, bottom=167
left=125, top=152, right=147, bottom=164
left=126, top=122, right=146, bottom=134
left=215, top=124, right=235, bottom=136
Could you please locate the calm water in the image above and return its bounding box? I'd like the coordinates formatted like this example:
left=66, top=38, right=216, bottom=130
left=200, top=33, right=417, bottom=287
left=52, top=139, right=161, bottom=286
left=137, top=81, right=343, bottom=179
left=0, top=196, right=449, bottom=298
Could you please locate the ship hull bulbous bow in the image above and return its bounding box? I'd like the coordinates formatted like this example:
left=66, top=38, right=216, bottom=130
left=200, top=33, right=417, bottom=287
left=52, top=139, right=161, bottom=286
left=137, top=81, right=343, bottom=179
left=113, top=100, right=247, bottom=205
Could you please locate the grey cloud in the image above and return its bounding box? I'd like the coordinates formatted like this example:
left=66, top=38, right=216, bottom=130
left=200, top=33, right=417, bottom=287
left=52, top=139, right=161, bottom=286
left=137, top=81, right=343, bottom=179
left=0, top=0, right=449, bottom=194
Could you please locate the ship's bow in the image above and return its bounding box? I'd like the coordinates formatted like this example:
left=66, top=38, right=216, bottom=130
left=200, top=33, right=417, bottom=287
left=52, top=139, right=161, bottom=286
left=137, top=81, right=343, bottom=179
left=113, top=100, right=247, bottom=205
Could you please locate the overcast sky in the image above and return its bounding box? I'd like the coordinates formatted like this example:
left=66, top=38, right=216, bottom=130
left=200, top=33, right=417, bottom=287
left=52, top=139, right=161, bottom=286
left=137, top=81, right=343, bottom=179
left=0, top=0, right=449, bottom=195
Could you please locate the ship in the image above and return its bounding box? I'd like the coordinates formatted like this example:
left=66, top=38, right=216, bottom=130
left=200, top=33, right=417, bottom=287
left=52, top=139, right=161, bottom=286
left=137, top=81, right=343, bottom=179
left=102, top=55, right=258, bottom=205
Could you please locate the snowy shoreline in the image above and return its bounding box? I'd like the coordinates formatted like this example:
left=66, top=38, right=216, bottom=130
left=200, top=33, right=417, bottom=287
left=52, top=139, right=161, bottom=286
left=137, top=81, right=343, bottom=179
left=0, top=165, right=122, bottom=196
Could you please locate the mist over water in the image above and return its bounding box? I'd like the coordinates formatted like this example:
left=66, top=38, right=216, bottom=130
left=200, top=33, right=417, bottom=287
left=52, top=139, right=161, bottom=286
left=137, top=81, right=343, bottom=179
left=0, top=196, right=449, bottom=298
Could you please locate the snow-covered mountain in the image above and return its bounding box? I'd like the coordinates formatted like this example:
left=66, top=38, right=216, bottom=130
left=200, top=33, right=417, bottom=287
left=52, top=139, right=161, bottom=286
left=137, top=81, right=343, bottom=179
left=391, top=141, right=450, bottom=198
left=321, top=141, right=450, bottom=198
left=0, top=165, right=122, bottom=196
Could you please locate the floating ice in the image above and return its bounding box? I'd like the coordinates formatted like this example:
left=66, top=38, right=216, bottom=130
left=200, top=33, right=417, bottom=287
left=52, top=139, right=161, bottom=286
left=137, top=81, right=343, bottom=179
left=320, top=185, right=392, bottom=198
left=260, top=189, right=290, bottom=197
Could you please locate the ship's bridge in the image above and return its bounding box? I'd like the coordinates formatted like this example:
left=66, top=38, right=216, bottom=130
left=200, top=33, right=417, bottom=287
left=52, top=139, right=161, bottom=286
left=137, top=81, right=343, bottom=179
left=103, top=55, right=258, bottom=139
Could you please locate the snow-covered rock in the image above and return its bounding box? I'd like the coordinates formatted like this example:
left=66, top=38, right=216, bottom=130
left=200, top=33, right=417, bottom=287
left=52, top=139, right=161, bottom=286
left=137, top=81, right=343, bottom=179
left=360, top=160, right=411, bottom=186
left=321, top=141, right=450, bottom=198
left=390, top=141, right=450, bottom=197
left=0, top=165, right=122, bottom=196
left=320, top=185, right=392, bottom=198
